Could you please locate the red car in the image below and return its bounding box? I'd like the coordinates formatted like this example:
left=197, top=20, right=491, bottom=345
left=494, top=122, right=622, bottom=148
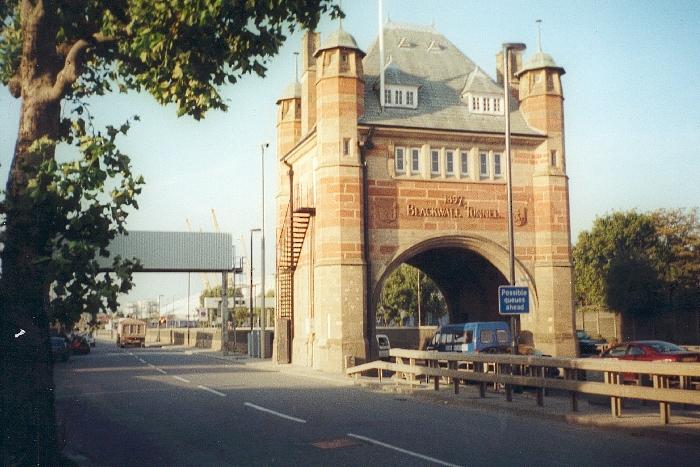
left=69, top=335, right=91, bottom=355
left=600, top=340, right=699, bottom=362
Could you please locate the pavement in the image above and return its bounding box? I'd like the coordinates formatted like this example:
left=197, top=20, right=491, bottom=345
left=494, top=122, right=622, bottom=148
left=184, top=347, right=700, bottom=445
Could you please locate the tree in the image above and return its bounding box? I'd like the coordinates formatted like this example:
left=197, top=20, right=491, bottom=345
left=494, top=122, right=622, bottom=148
left=0, top=2, right=340, bottom=463
left=573, top=209, right=700, bottom=319
left=378, top=264, right=446, bottom=326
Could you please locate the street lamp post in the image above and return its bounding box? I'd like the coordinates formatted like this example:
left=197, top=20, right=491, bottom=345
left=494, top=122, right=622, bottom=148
left=260, top=143, right=269, bottom=359
left=503, top=42, right=526, bottom=354
left=187, top=272, right=191, bottom=347
left=249, top=228, right=261, bottom=355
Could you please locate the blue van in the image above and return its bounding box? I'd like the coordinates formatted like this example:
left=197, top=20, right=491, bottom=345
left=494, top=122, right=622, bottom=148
left=426, top=322, right=511, bottom=353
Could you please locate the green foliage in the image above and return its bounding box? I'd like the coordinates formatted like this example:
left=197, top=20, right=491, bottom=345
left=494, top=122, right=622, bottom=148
left=573, top=209, right=700, bottom=318
left=1, top=1, right=341, bottom=118
left=0, top=3, right=21, bottom=86
left=199, top=284, right=241, bottom=306
left=378, top=264, right=446, bottom=326
left=11, top=116, right=145, bottom=325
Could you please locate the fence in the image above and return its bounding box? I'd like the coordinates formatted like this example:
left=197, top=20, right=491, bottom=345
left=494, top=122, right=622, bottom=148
left=346, top=348, right=700, bottom=425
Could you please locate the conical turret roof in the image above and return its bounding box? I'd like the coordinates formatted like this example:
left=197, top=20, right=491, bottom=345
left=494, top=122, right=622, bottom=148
left=516, top=51, right=565, bottom=76
left=276, top=81, right=301, bottom=104
left=314, top=27, right=365, bottom=57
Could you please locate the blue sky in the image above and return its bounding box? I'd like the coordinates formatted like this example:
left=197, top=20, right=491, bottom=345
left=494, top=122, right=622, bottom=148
left=2, top=0, right=699, bottom=310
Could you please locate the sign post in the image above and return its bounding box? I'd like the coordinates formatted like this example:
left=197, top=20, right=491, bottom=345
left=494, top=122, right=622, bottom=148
left=498, top=286, right=529, bottom=354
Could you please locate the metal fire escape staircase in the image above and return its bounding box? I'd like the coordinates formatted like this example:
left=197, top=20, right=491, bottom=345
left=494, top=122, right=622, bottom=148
left=277, top=205, right=315, bottom=321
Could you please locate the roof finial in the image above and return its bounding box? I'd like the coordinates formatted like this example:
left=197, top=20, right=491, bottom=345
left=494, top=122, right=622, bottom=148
left=536, top=19, right=543, bottom=52
left=293, top=51, right=299, bottom=82
left=338, top=0, right=343, bottom=29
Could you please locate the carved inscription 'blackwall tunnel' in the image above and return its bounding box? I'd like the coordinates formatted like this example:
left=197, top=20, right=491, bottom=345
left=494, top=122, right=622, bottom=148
left=406, top=204, right=503, bottom=219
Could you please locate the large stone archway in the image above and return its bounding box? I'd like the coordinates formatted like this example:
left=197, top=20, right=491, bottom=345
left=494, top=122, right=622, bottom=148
left=372, top=235, right=539, bottom=325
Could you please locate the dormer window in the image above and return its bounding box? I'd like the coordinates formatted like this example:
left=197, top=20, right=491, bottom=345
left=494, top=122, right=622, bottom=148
left=383, top=84, right=418, bottom=109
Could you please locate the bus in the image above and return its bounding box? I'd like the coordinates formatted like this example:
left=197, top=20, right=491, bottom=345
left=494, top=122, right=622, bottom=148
left=116, top=318, right=146, bottom=347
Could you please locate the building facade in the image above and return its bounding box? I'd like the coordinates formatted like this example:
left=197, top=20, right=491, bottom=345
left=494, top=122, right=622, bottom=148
left=275, top=23, right=576, bottom=372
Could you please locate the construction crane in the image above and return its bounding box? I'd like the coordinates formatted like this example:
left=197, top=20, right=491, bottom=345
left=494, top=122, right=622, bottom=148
left=210, top=208, right=221, bottom=233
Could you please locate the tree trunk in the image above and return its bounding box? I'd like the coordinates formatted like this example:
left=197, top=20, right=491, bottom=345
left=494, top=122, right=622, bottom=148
left=1, top=2, right=63, bottom=464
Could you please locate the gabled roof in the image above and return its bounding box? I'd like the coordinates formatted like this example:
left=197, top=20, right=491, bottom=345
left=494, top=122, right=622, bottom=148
left=462, top=67, right=502, bottom=95
left=360, top=23, right=541, bottom=136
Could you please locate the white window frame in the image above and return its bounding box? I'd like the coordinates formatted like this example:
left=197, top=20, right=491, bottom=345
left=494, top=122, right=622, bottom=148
left=460, top=151, right=469, bottom=176
left=406, top=91, right=414, bottom=106
left=384, top=85, right=418, bottom=109
left=384, top=89, right=392, bottom=105
left=445, top=150, right=454, bottom=176
left=395, top=147, right=405, bottom=174
left=467, top=93, right=504, bottom=115
left=479, top=152, right=489, bottom=178
left=430, top=149, right=440, bottom=175
left=410, top=148, right=420, bottom=173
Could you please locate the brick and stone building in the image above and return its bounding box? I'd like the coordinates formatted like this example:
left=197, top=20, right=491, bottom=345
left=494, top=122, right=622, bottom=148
left=275, top=22, right=576, bottom=372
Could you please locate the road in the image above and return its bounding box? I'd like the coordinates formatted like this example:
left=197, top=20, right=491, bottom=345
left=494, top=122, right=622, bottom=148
left=54, top=340, right=700, bottom=466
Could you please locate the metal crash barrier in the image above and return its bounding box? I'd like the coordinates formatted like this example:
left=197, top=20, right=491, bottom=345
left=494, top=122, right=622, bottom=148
left=345, top=348, right=700, bottom=425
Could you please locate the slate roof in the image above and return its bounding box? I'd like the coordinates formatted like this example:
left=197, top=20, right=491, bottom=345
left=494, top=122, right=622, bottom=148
left=359, top=23, right=541, bottom=136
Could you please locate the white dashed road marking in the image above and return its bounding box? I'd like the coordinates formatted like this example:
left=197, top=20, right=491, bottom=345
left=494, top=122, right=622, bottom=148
left=346, top=433, right=462, bottom=467
left=198, top=385, right=226, bottom=397
left=244, top=402, right=306, bottom=424
left=173, top=375, right=190, bottom=383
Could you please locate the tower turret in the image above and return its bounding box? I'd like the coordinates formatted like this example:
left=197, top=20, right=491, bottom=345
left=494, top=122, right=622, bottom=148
left=311, top=27, right=369, bottom=366
left=516, top=51, right=565, bottom=137
left=276, top=81, right=302, bottom=158
left=517, top=49, right=576, bottom=357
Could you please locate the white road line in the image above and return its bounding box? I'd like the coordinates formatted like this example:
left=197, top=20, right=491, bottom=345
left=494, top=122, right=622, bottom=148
left=198, top=385, right=226, bottom=397
left=137, top=358, right=146, bottom=363
left=173, top=375, right=190, bottom=383
left=346, top=433, right=462, bottom=467
left=154, top=368, right=167, bottom=374
left=243, top=402, right=306, bottom=424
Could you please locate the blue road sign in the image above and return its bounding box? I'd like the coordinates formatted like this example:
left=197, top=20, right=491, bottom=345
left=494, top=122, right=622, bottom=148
left=498, top=286, right=529, bottom=315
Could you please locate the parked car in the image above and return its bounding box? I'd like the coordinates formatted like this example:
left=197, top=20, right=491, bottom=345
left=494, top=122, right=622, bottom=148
left=575, top=330, right=606, bottom=356
left=85, top=333, right=96, bottom=347
left=426, top=322, right=511, bottom=353
left=600, top=340, right=699, bottom=362
left=50, top=337, right=70, bottom=362
left=70, top=335, right=91, bottom=355
left=376, top=334, right=391, bottom=359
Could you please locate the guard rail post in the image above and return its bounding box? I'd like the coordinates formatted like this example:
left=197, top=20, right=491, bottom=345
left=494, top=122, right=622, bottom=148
left=653, top=374, right=671, bottom=424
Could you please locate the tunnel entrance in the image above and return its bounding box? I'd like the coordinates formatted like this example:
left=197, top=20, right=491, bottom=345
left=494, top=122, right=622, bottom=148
left=376, top=246, right=509, bottom=328
left=407, top=248, right=508, bottom=324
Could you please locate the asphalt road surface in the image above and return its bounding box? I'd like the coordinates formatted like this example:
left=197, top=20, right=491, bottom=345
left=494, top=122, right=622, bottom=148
left=54, top=340, right=700, bottom=466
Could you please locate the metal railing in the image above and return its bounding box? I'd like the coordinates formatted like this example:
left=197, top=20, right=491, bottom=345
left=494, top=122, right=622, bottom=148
left=346, top=348, right=700, bottom=425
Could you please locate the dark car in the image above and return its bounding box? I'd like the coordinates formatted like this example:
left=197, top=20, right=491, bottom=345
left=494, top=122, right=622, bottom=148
left=600, top=340, right=699, bottom=363
left=576, top=330, right=606, bottom=356
left=70, top=335, right=91, bottom=355
left=50, top=337, right=70, bottom=362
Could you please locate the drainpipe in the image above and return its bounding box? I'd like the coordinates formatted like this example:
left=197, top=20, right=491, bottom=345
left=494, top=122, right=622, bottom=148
left=359, top=127, right=375, bottom=359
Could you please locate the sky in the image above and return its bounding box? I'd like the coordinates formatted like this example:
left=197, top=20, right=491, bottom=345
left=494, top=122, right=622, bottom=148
left=2, top=0, right=699, bottom=316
